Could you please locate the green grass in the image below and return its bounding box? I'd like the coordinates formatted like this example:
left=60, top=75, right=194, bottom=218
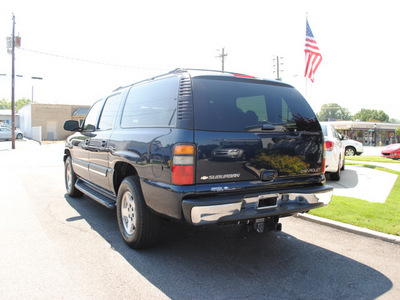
left=346, top=155, right=400, bottom=163
left=309, top=163, right=400, bottom=236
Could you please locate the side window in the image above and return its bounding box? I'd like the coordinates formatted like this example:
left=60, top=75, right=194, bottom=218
left=83, top=100, right=104, bottom=131
left=98, top=93, right=122, bottom=130
left=121, top=77, right=178, bottom=127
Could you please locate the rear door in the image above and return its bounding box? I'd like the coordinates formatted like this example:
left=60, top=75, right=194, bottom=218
left=192, top=76, right=324, bottom=185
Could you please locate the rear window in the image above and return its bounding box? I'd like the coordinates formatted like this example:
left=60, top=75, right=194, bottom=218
left=192, top=77, right=319, bottom=132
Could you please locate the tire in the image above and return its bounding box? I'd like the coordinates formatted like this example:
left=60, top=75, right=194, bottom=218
left=345, top=147, right=356, bottom=156
left=341, top=155, right=345, bottom=171
left=117, top=176, right=160, bottom=249
left=64, top=156, right=83, bottom=198
left=16, top=133, right=23, bottom=139
left=330, top=158, right=341, bottom=181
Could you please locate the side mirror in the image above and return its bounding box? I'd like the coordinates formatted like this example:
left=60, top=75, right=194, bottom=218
left=63, top=120, right=81, bottom=132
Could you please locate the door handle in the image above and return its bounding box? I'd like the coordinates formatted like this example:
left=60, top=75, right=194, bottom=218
left=101, top=140, right=107, bottom=147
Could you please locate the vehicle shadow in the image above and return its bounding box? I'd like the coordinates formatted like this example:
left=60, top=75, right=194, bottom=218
left=65, top=194, right=392, bottom=299
left=327, top=168, right=358, bottom=188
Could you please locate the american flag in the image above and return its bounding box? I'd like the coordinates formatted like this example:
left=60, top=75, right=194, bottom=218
left=304, top=19, right=322, bottom=82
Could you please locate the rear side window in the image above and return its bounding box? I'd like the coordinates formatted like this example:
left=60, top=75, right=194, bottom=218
left=192, top=77, right=318, bottom=132
left=121, top=77, right=178, bottom=127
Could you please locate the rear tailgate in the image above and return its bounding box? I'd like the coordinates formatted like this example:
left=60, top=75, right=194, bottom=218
left=192, top=76, right=324, bottom=185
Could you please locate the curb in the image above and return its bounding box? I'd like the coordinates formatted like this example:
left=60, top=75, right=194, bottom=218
left=296, top=213, right=400, bottom=245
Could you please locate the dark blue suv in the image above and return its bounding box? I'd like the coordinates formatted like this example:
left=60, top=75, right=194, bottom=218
left=63, top=69, right=332, bottom=249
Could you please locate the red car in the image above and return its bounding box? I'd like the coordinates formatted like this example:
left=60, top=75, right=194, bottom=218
left=381, top=143, right=400, bottom=160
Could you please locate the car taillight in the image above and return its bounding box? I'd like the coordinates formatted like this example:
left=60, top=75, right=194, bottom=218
left=172, top=144, right=195, bottom=185
left=325, top=141, right=334, bottom=152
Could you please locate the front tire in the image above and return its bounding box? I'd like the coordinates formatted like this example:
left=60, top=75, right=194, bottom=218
left=16, top=133, right=23, bottom=139
left=117, top=176, right=160, bottom=249
left=65, top=156, right=83, bottom=198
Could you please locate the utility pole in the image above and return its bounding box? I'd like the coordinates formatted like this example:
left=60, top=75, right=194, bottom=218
left=272, top=56, right=284, bottom=81
left=217, top=48, right=228, bottom=72
left=7, top=14, right=21, bottom=149
left=11, top=14, right=16, bottom=149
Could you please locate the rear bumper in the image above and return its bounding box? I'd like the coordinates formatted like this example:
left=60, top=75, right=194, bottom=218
left=182, top=185, right=333, bottom=225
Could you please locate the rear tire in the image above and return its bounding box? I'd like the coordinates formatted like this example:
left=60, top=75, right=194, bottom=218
left=330, top=158, right=341, bottom=181
left=117, top=176, right=160, bottom=249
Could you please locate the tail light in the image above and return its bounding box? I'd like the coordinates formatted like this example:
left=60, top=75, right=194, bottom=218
left=325, top=141, right=334, bottom=152
left=172, top=144, right=195, bottom=185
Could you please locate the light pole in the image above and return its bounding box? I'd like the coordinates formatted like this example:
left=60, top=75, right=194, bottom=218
left=31, top=76, right=43, bottom=102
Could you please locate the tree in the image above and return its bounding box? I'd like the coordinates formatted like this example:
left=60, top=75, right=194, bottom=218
left=317, top=103, right=352, bottom=121
left=353, top=109, right=389, bottom=122
left=16, top=98, right=32, bottom=111
left=0, top=98, right=32, bottom=111
left=0, top=98, right=11, bottom=109
left=396, top=125, right=400, bottom=137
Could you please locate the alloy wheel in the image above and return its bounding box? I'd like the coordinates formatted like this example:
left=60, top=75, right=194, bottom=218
left=121, top=191, right=136, bottom=235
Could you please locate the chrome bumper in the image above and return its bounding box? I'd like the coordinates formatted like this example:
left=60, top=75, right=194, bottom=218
left=188, top=188, right=333, bottom=225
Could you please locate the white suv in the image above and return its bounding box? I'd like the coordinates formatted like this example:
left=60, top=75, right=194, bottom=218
left=320, top=122, right=345, bottom=181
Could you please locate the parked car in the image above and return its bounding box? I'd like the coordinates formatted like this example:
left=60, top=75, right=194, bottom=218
left=0, top=125, right=24, bottom=140
left=341, top=135, right=364, bottom=156
left=63, top=68, right=333, bottom=249
left=320, top=122, right=345, bottom=181
left=381, top=143, right=400, bottom=160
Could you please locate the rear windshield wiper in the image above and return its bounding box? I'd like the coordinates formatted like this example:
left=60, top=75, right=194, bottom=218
left=245, top=123, right=276, bottom=131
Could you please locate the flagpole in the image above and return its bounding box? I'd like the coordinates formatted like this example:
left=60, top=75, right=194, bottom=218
left=305, top=77, right=308, bottom=99
left=305, top=12, right=308, bottom=99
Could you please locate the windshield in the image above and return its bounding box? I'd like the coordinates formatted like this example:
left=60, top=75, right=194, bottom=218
left=192, top=77, right=319, bottom=132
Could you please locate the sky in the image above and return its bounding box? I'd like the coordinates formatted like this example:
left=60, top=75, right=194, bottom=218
left=1, top=0, right=400, bottom=120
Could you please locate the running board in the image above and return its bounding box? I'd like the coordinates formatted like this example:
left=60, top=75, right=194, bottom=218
left=75, top=179, right=117, bottom=209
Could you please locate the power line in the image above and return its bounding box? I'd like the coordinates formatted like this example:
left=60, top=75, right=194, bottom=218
left=19, top=48, right=164, bottom=71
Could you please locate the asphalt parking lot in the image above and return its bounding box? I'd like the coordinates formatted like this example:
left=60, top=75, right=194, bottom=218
left=1, top=139, right=399, bottom=298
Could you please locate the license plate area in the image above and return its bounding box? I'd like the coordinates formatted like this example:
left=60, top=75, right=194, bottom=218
left=243, top=194, right=279, bottom=210
left=258, top=196, right=278, bottom=209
